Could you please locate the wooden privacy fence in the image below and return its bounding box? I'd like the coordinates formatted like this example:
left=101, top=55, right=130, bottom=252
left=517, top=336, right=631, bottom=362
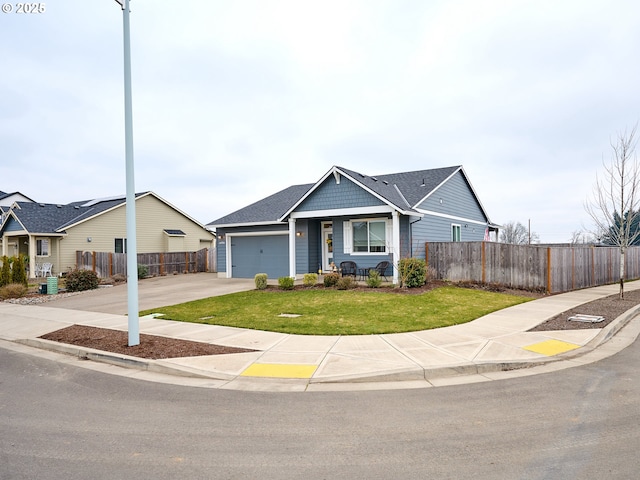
left=426, top=242, right=640, bottom=294
left=76, top=248, right=217, bottom=278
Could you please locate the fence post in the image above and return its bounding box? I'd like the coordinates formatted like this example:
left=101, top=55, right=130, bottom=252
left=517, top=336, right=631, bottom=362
left=92, top=251, right=96, bottom=273
left=481, top=241, right=486, bottom=284
left=425, top=243, right=428, bottom=268
left=571, top=248, right=575, bottom=291
left=546, top=247, right=552, bottom=294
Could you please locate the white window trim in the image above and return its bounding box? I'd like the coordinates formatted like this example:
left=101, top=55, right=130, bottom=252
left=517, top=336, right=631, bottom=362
left=36, top=238, right=49, bottom=257
left=115, top=238, right=127, bottom=254
left=343, top=218, right=392, bottom=256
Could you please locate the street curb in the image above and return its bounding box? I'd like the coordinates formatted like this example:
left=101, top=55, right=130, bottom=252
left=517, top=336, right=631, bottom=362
left=14, top=338, right=223, bottom=380
left=10, top=305, right=640, bottom=388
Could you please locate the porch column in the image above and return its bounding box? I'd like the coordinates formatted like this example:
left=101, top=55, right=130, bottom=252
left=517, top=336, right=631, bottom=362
left=392, top=211, right=400, bottom=284
left=28, top=235, right=36, bottom=278
left=288, top=218, right=296, bottom=278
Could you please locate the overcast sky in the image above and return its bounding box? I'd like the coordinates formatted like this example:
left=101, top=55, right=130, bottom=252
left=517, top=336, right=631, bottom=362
left=2, top=1, right=640, bottom=243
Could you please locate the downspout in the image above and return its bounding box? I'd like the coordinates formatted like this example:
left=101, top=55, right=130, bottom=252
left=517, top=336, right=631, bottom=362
left=409, top=217, right=421, bottom=257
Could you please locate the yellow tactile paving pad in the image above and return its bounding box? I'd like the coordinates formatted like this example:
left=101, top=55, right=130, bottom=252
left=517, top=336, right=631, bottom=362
left=523, top=339, right=581, bottom=356
left=241, top=363, right=318, bottom=379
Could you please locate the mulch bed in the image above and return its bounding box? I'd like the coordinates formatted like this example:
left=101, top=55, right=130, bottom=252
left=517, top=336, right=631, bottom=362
left=40, top=325, right=257, bottom=360
left=529, top=288, right=640, bottom=331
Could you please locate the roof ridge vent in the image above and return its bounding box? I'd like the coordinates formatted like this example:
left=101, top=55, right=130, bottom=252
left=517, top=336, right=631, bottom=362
left=371, top=176, right=378, bottom=182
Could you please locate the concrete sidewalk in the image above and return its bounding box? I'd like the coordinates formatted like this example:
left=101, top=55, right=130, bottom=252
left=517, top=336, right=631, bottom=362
left=2, top=281, right=640, bottom=392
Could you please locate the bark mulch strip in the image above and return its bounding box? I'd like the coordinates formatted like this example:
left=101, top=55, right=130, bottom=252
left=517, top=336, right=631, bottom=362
left=39, top=324, right=257, bottom=360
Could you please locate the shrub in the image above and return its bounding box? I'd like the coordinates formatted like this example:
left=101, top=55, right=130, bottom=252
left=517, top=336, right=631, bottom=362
left=425, top=265, right=438, bottom=282
left=366, top=270, right=382, bottom=288
left=254, top=273, right=268, bottom=290
left=0, top=283, right=28, bottom=299
left=111, top=273, right=127, bottom=284
left=278, top=276, right=295, bottom=290
left=0, top=256, right=11, bottom=287
left=398, top=258, right=426, bottom=288
left=303, top=273, right=318, bottom=287
left=137, top=264, right=149, bottom=279
left=65, top=269, right=99, bottom=292
left=336, top=276, right=357, bottom=290
left=11, top=254, right=27, bottom=286
left=323, top=272, right=340, bottom=287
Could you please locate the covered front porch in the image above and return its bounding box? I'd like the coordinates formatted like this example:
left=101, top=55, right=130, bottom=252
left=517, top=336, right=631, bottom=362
left=287, top=210, right=402, bottom=284
left=1, top=232, right=61, bottom=278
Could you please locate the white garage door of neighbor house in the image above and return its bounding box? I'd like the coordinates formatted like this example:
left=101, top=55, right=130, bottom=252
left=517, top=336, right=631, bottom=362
left=230, top=235, right=289, bottom=279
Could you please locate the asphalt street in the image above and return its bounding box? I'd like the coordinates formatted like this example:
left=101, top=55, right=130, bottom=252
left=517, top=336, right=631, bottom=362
left=2, top=327, right=639, bottom=479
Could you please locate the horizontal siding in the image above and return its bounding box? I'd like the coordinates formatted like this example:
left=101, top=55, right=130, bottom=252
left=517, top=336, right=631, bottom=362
left=412, top=213, right=487, bottom=246
left=60, top=195, right=214, bottom=274
left=417, top=171, right=486, bottom=222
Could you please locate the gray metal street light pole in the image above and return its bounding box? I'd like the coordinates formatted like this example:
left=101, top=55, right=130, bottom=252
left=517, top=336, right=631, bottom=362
left=115, top=0, right=139, bottom=346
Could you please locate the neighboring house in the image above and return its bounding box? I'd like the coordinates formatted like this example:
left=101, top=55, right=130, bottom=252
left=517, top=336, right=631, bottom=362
left=0, top=190, right=35, bottom=241
left=0, top=190, right=35, bottom=210
left=0, top=191, right=215, bottom=278
left=207, top=165, right=498, bottom=284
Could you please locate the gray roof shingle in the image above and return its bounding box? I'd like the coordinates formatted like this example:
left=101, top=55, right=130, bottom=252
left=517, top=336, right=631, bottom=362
left=210, top=184, right=314, bottom=226
left=3, top=194, right=147, bottom=234
left=208, top=165, right=463, bottom=227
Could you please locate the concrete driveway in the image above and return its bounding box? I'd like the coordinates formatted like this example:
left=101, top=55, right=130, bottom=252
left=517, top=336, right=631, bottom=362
left=46, top=273, right=255, bottom=315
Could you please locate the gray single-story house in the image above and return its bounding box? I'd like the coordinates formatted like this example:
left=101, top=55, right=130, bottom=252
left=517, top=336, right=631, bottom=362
left=207, top=165, right=498, bottom=284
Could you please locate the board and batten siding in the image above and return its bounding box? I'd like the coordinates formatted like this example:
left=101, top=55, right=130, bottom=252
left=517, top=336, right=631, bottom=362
left=296, top=175, right=386, bottom=212
left=60, top=194, right=214, bottom=274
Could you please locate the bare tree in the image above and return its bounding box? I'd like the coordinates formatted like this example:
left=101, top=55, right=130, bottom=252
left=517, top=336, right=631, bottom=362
left=499, top=220, right=539, bottom=244
left=585, top=124, right=640, bottom=298
left=569, top=229, right=598, bottom=245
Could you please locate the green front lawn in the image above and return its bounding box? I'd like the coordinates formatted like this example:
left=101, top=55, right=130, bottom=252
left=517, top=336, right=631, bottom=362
left=140, top=286, right=532, bottom=335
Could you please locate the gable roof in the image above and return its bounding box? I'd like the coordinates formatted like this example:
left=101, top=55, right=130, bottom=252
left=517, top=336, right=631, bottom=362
left=0, top=190, right=36, bottom=205
left=208, top=165, right=491, bottom=228
left=209, top=184, right=314, bottom=227
left=0, top=191, right=210, bottom=235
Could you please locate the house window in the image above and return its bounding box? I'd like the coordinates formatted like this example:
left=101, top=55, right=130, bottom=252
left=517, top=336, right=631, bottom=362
left=115, top=238, right=127, bottom=253
left=36, top=239, right=49, bottom=256
left=352, top=220, right=387, bottom=253
left=452, top=224, right=461, bottom=242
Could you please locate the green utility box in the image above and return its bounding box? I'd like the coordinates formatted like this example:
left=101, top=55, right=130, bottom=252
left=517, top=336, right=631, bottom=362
left=47, top=276, right=58, bottom=295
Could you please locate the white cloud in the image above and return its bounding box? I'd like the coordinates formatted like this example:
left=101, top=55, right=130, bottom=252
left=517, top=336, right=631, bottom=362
left=2, top=0, right=640, bottom=242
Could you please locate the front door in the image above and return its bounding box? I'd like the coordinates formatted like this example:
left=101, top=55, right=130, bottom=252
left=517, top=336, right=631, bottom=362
left=321, top=222, right=333, bottom=272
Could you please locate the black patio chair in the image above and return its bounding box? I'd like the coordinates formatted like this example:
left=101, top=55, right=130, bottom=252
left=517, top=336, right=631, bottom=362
left=339, top=261, right=357, bottom=277
left=371, top=261, right=391, bottom=281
